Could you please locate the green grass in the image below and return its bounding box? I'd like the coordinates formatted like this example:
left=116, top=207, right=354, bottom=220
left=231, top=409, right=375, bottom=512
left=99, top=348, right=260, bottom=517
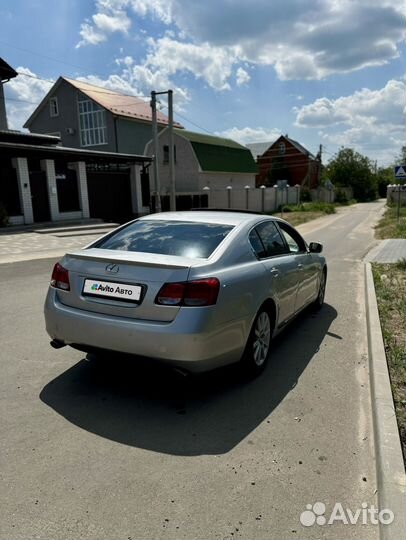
left=270, top=199, right=356, bottom=227
left=279, top=211, right=326, bottom=227
left=281, top=202, right=336, bottom=214
left=375, top=205, right=406, bottom=239
left=270, top=201, right=336, bottom=226
left=372, top=263, right=406, bottom=465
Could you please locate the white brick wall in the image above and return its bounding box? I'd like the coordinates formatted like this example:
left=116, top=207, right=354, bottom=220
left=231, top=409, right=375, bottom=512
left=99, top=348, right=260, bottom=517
left=41, top=159, right=59, bottom=221
left=12, top=157, right=34, bottom=224
left=130, top=164, right=149, bottom=215
left=208, top=186, right=301, bottom=212
left=69, top=161, right=90, bottom=218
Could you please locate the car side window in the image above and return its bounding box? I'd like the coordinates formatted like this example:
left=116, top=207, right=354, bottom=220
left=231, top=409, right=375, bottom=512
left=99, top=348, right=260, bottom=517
left=278, top=222, right=307, bottom=253
left=254, top=221, right=288, bottom=258
left=249, top=229, right=267, bottom=258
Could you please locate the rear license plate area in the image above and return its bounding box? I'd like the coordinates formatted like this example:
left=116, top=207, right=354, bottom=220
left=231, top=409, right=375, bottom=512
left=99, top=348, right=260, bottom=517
left=82, top=279, right=143, bottom=304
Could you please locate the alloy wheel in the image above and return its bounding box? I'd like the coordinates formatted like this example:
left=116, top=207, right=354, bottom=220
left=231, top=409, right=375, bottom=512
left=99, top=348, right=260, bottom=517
left=253, top=312, right=271, bottom=366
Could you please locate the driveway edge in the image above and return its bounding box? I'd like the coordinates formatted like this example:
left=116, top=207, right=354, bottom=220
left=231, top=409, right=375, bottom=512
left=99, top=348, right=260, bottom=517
left=365, top=263, right=406, bottom=540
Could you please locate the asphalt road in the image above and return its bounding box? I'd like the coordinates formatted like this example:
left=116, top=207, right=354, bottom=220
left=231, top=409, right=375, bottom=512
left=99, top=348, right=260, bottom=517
left=0, top=201, right=385, bottom=540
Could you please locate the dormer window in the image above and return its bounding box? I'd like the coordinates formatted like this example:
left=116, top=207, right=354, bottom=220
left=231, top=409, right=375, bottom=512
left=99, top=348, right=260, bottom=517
left=49, top=97, right=59, bottom=117
left=278, top=142, right=286, bottom=155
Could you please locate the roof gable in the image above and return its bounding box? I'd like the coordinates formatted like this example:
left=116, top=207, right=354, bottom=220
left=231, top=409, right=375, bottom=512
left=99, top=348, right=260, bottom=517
left=64, top=78, right=181, bottom=127
left=246, top=141, right=275, bottom=159
left=272, top=135, right=315, bottom=159
left=174, top=128, right=247, bottom=149
left=0, top=58, right=18, bottom=81
left=24, top=76, right=182, bottom=129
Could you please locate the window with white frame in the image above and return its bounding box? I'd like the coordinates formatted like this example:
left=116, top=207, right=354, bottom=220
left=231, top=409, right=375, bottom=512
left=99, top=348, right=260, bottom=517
left=77, top=96, right=107, bottom=147
left=49, top=97, right=59, bottom=117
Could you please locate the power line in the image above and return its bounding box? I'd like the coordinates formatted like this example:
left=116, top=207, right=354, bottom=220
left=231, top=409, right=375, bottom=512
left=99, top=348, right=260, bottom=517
left=16, top=71, right=150, bottom=102
left=5, top=96, right=39, bottom=105
left=11, top=70, right=325, bottom=158
left=160, top=104, right=213, bottom=135
left=6, top=87, right=324, bottom=162
left=0, top=39, right=93, bottom=72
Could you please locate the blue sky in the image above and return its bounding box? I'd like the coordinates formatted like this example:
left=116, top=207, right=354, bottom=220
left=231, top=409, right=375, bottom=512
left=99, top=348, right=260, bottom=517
left=1, top=0, right=405, bottom=166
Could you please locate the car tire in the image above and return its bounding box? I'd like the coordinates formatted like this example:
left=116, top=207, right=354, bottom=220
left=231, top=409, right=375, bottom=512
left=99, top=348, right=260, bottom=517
left=313, top=268, right=327, bottom=311
left=241, top=308, right=274, bottom=377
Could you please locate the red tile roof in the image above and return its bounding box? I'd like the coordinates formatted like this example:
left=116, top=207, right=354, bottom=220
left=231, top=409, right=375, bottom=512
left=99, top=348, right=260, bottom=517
left=64, top=77, right=183, bottom=127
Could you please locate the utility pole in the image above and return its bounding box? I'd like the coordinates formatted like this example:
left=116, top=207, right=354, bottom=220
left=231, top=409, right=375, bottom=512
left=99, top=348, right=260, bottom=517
left=168, top=89, right=176, bottom=211
left=150, top=89, right=176, bottom=212
left=150, top=90, right=161, bottom=213
left=317, top=144, right=322, bottom=186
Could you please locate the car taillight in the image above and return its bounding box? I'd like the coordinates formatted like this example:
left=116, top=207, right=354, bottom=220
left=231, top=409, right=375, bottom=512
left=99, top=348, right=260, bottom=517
left=156, top=278, right=220, bottom=307
left=156, top=282, right=185, bottom=306
left=50, top=262, right=70, bottom=291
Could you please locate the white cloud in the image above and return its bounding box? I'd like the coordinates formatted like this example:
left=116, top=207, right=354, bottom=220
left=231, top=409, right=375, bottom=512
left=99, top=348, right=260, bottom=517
left=144, top=37, right=239, bottom=91
left=295, top=79, right=406, bottom=128
left=173, top=1, right=405, bottom=80
left=76, top=2, right=132, bottom=47
left=295, top=79, right=406, bottom=164
left=4, top=67, right=53, bottom=130
left=115, top=55, right=134, bottom=67
left=77, top=73, right=141, bottom=96
left=77, top=1, right=405, bottom=82
left=76, top=23, right=106, bottom=47
left=216, top=126, right=281, bottom=145
left=236, top=67, right=250, bottom=86
left=128, top=0, right=172, bottom=24
left=92, top=11, right=131, bottom=33
left=79, top=65, right=190, bottom=112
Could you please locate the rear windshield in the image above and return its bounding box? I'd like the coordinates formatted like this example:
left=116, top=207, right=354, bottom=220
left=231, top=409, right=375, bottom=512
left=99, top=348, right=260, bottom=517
left=93, top=220, right=234, bottom=259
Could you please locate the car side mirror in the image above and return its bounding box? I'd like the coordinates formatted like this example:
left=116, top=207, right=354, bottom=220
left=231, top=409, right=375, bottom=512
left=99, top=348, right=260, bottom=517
left=309, top=242, right=323, bottom=253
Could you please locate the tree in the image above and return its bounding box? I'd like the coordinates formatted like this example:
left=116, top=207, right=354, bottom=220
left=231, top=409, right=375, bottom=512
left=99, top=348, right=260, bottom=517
left=395, top=145, right=406, bottom=165
left=376, top=166, right=393, bottom=197
left=325, top=148, right=377, bottom=201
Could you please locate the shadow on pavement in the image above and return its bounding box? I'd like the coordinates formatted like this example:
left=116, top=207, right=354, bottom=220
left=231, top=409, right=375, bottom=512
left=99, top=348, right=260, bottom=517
left=40, top=304, right=337, bottom=456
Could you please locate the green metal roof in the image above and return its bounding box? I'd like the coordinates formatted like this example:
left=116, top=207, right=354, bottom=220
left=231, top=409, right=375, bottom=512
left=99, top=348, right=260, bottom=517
left=174, top=128, right=258, bottom=173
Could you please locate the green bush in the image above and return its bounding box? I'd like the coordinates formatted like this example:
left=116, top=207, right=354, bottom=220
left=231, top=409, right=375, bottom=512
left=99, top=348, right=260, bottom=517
left=281, top=202, right=336, bottom=214
left=335, top=189, right=349, bottom=204
left=300, top=188, right=312, bottom=202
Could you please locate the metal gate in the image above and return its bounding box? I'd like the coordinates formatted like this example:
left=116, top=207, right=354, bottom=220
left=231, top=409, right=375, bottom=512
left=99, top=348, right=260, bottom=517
left=29, top=170, right=50, bottom=222
left=86, top=170, right=133, bottom=223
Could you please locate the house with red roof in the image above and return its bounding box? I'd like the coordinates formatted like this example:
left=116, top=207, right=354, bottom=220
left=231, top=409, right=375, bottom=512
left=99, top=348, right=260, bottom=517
left=24, top=77, right=182, bottom=155
left=247, top=135, right=321, bottom=189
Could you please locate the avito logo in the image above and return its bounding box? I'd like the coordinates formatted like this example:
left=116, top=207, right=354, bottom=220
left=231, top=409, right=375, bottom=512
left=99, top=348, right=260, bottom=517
left=91, top=283, right=115, bottom=293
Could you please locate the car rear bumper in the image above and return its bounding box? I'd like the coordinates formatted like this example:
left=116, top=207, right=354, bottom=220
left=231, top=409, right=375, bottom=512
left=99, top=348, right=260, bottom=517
left=44, top=288, right=248, bottom=372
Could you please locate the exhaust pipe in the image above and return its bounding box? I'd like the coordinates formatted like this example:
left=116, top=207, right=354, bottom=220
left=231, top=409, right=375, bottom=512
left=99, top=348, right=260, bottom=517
left=50, top=339, right=66, bottom=350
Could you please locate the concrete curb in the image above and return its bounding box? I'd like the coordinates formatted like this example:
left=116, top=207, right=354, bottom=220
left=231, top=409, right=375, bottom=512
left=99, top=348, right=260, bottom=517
left=365, top=263, right=406, bottom=540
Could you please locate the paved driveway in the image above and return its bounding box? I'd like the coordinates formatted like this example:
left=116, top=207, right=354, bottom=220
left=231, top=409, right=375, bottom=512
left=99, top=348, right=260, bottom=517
left=0, top=201, right=386, bottom=540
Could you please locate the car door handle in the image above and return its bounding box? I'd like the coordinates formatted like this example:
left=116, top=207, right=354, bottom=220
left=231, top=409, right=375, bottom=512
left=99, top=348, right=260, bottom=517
left=297, top=263, right=304, bottom=269
left=269, top=267, right=279, bottom=275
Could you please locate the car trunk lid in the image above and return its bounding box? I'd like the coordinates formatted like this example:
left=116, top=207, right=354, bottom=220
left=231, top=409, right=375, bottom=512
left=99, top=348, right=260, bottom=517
left=56, top=249, right=193, bottom=322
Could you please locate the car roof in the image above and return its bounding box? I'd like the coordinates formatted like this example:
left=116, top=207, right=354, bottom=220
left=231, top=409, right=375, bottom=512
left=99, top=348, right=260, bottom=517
left=139, top=210, right=277, bottom=227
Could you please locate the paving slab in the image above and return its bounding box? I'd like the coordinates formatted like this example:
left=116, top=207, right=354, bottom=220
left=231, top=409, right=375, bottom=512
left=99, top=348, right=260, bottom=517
left=365, top=239, right=406, bottom=263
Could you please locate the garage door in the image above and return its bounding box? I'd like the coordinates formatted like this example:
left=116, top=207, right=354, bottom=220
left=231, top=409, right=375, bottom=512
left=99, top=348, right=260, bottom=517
left=86, top=170, right=133, bottom=223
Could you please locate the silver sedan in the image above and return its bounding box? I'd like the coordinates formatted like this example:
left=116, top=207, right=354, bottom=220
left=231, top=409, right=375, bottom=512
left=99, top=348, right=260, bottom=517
left=44, top=211, right=327, bottom=376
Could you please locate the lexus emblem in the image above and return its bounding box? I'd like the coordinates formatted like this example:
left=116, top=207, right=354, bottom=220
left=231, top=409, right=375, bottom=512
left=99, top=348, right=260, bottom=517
left=105, top=263, right=119, bottom=274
